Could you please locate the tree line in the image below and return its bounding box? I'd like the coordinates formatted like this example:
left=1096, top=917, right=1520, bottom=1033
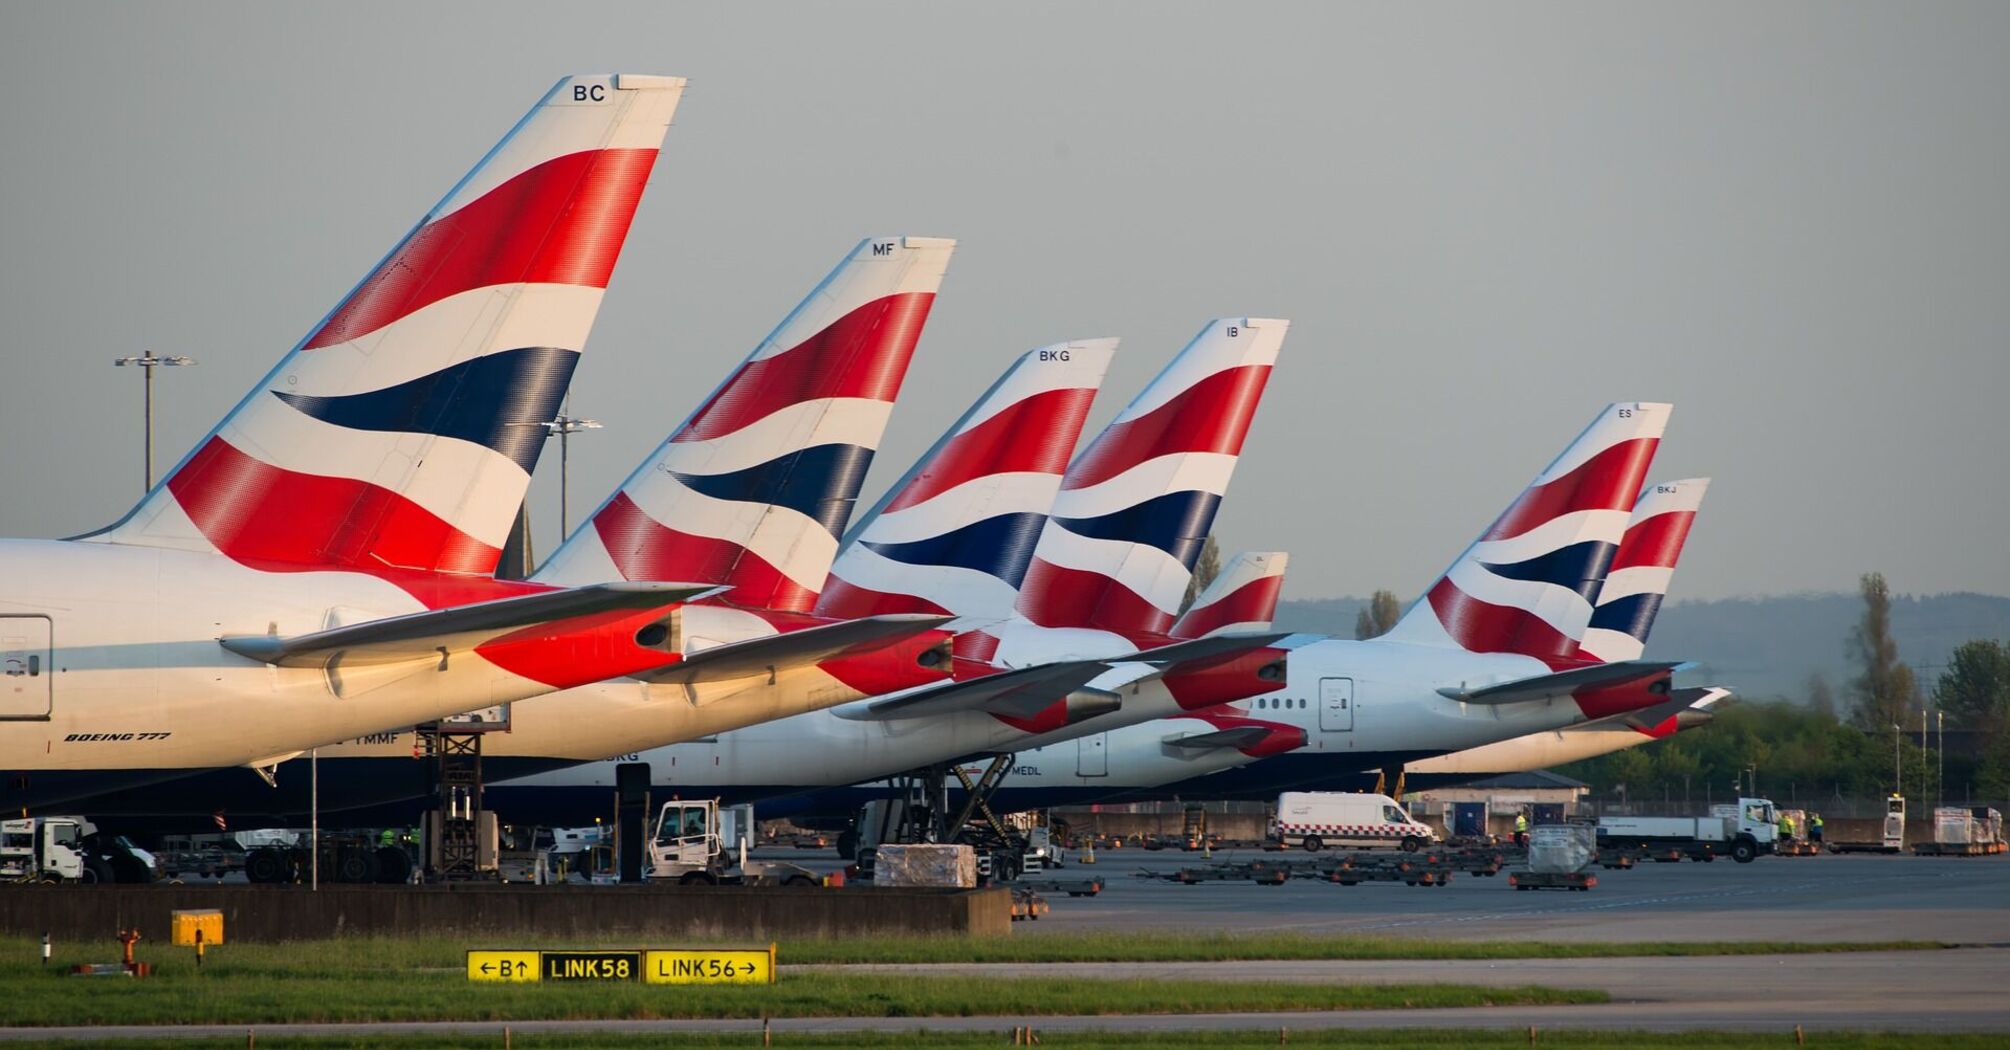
left=1562, top=572, right=2010, bottom=805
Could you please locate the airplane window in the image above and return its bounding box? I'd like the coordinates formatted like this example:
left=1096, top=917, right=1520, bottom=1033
left=27, top=655, right=37, bottom=676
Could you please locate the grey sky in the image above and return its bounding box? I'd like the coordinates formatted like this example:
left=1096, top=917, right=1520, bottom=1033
left=3, top=3, right=2005, bottom=602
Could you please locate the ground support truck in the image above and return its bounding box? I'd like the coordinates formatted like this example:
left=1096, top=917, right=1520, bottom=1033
left=1595, top=797, right=1777, bottom=863
left=1270, top=792, right=1438, bottom=853
left=0, top=817, right=156, bottom=883
left=647, top=800, right=824, bottom=886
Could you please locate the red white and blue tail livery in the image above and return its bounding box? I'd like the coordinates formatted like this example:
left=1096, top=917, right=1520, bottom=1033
left=1578, top=478, right=1709, bottom=663
left=93, top=76, right=685, bottom=580
left=5, top=76, right=696, bottom=810
left=814, top=339, right=1116, bottom=622
left=1384, top=402, right=1670, bottom=667
left=1016, top=318, right=1286, bottom=637
left=1171, top=552, right=1289, bottom=639
left=538, top=237, right=954, bottom=612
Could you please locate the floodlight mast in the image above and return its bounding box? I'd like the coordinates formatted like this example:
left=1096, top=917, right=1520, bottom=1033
left=112, top=351, right=197, bottom=491
left=544, top=414, right=603, bottom=538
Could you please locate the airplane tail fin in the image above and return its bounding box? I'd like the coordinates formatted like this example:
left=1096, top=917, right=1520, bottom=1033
left=1383, top=402, right=1670, bottom=665
left=1171, top=551, right=1288, bottom=639
left=1015, top=317, right=1287, bottom=636
left=813, top=339, right=1116, bottom=621
left=91, top=75, right=683, bottom=578
left=536, top=237, right=954, bottom=611
left=1578, top=478, right=1710, bottom=663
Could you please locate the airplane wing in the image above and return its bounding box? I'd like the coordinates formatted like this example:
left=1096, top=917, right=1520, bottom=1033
left=1120, top=631, right=1292, bottom=672
left=1434, top=659, right=1686, bottom=705
left=636, top=613, right=953, bottom=686
left=852, top=660, right=1114, bottom=721
left=219, top=582, right=718, bottom=668
left=847, top=632, right=1288, bottom=722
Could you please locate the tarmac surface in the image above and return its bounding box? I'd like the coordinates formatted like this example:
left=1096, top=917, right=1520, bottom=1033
left=1022, top=847, right=2010, bottom=943
left=11, top=849, right=2006, bottom=1040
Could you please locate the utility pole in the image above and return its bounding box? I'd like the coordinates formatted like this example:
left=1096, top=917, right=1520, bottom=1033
left=112, top=352, right=197, bottom=491
left=544, top=414, right=603, bottom=538
left=1893, top=723, right=1903, bottom=797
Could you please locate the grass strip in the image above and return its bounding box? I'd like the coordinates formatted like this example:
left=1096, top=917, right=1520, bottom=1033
left=1, top=949, right=1598, bottom=1027
left=32, top=1030, right=2008, bottom=1049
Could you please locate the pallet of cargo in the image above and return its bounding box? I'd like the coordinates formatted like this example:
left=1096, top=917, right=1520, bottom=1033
left=1911, top=841, right=2005, bottom=857
left=1508, top=869, right=1597, bottom=891
left=1011, top=875, right=1104, bottom=897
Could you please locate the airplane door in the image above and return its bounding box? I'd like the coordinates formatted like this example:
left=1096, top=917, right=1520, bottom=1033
left=1076, top=733, right=1108, bottom=777
left=0, top=615, right=52, bottom=720
left=1318, top=677, right=1354, bottom=733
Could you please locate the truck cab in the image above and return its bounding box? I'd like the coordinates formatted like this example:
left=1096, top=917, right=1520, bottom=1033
left=0, top=816, right=87, bottom=882
left=649, top=801, right=721, bottom=882
left=645, top=800, right=821, bottom=887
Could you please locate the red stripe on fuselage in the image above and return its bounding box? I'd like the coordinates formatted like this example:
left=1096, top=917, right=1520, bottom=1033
left=1171, top=573, right=1285, bottom=640
left=1609, top=510, right=1697, bottom=572
left=306, top=149, right=658, bottom=350
left=1016, top=557, right=1176, bottom=636
left=590, top=492, right=818, bottom=613
left=167, top=436, right=501, bottom=577
left=674, top=293, right=936, bottom=443
left=1481, top=438, right=1660, bottom=542
left=1061, top=365, right=1273, bottom=491
left=882, top=386, right=1098, bottom=513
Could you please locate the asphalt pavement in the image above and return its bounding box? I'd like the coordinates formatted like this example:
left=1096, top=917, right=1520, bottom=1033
left=1022, top=848, right=2010, bottom=943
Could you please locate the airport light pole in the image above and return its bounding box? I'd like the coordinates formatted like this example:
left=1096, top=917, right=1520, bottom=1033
left=1893, top=723, right=1903, bottom=797
left=1938, top=710, right=1945, bottom=807
left=544, top=415, right=603, bottom=539
left=112, top=352, right=197, bottom=492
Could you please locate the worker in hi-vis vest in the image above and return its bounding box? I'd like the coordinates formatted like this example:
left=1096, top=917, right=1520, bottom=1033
left=1810, top=813, right=1824, bottom=844
left=1514, top=811, right=1530, bottom=847
left=1778, top=811, right=1796, bottom=841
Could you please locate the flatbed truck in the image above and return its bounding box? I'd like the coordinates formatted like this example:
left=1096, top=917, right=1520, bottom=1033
left=1595, top=796, right=1777, bottom=863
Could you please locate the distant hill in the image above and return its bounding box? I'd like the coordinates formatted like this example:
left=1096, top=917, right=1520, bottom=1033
left=1273, top=592, right=2010, bottom=702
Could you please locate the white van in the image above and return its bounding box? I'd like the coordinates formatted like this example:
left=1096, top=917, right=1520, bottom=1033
left=1271, top=792, right=1437, bottom=852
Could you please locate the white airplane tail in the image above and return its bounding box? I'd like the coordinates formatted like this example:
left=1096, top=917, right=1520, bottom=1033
left=536, top=237, right=953, bottom=612
left=1578, top=478, right=1710, bottom=663
left=1014, top=318, right=1287, bottom=637
left=813, top=339, right=1116, bottom=621
left=1383, top=402, right=1670, bottom=665
left=89, top=75, right=684, bottom=579
left=1171, top=552, right=1288, bottom=639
